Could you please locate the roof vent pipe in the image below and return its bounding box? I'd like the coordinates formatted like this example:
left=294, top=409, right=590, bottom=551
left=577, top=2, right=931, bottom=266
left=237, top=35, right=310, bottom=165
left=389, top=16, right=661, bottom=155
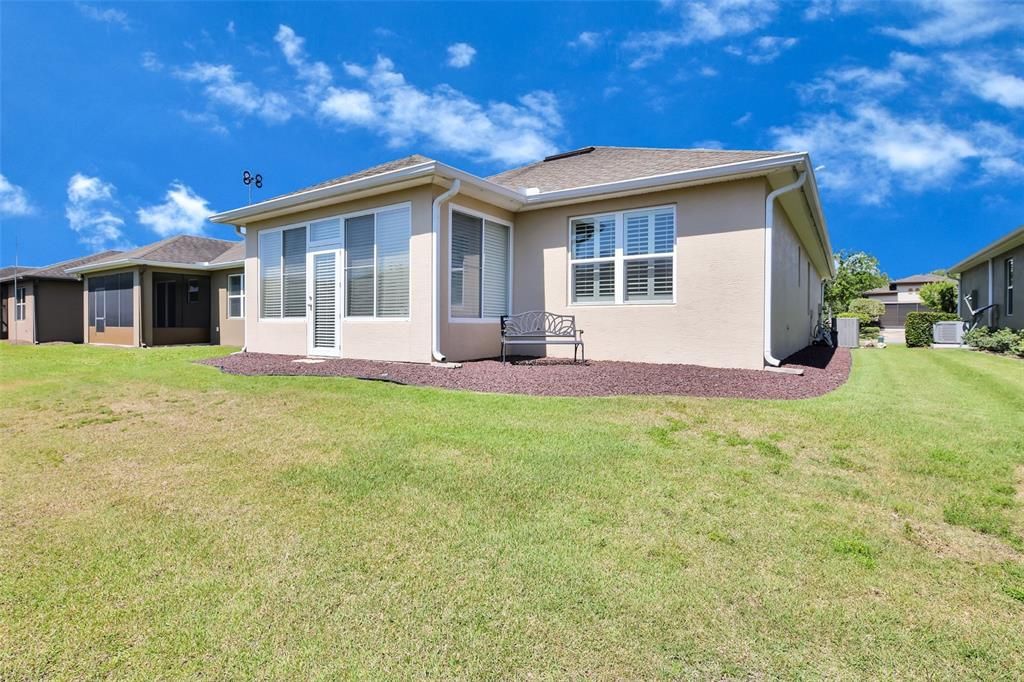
left=763, top=170, right=807, bottom=368
left=431, top=179, right=461, bottom=362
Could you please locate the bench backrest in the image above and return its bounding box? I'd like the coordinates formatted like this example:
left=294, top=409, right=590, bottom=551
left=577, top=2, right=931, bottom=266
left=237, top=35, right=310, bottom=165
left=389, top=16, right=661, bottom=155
left=500, top=311, right=577, bottom=338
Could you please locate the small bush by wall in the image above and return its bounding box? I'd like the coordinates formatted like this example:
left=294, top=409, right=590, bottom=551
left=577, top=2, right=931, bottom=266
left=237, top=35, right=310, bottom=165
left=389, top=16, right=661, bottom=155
left=860, top=325, right=881, bottom=339
left=905, top=312, right=959, bottom=347
left=965, top=326, right=1024, bottom=357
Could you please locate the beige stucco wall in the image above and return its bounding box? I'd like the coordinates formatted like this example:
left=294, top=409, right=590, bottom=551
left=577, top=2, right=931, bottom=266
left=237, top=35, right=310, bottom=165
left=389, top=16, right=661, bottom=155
left=771, top=202, right=821, bottom=362
left=242, top=185, right=436, bottom=361
left=211, top=268, right=245, bottom=346
left=6, top=279, right=35, bottom=343
left=508, top=178, right=769, bottom=368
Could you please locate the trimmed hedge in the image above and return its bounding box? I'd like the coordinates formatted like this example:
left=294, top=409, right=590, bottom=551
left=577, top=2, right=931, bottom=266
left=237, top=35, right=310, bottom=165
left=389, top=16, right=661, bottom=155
left=964, top=326, right=1024, bottom=357
left=860, top=325, right=881, bottom=339
left=905, top=311, right=959, bottom=347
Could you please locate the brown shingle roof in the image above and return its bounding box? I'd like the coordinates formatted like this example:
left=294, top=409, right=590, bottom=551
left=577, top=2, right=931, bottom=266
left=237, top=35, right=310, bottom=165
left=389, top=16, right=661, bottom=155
left=261, top=154, right=434, bottom=203
left=209, top=241, right=245, bottom=265
left=0, top=251, right=123, bottom=282
left=891, top=273, right=954, bottom=285
left=486, top=146, right=795, bottom=193
left=0, top=266, right=38, bottom=282
left=89, top=235, right=240, bottom=267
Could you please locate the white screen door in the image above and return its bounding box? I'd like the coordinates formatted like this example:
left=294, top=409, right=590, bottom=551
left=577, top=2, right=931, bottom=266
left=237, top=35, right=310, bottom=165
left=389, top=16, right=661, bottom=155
left=307, top=250, right=340, bottom=356
left=95, top=287, right=106, bottom=332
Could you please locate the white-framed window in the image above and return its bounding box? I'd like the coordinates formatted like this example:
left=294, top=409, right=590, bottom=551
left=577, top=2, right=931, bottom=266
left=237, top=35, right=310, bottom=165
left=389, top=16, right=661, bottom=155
left=1006, top=257, right=1014, bottom=316
left=569, top=205, right=675, bottom=305
left=259, top=226, right=307, bottom=319
left=228, top=273, right=245, bottom=319
left=345, top=204, right=411, bottom=319
left=15, top=286, right=26, bottom=321
left=450, top=208, right=511, bottom=319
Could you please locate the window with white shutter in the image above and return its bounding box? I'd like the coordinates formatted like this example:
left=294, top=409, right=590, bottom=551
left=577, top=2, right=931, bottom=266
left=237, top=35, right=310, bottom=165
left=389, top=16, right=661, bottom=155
left=450, top=209, right=510, bottom=319
left=344, top=204, right=411, bottom=318
left=259, top=226, right=306, bottom=318
left=569, top=205, right=676, bottom=305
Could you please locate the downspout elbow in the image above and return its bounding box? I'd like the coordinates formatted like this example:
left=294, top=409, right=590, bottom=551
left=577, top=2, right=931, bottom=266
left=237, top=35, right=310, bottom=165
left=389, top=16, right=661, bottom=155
left=763, top=170, right=808, bottom=368
left=431, top=179, right=461, bottom=362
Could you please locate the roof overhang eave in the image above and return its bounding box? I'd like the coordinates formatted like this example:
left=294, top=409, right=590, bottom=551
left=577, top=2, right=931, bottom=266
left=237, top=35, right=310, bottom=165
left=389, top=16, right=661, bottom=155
left=66, top=258, right=245, bottom=275
left=948, top=224, right=1024, bottom=274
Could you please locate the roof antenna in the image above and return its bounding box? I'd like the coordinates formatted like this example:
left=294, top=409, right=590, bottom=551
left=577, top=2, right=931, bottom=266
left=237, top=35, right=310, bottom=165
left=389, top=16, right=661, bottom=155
left=242, top=170, right=263, bottom=205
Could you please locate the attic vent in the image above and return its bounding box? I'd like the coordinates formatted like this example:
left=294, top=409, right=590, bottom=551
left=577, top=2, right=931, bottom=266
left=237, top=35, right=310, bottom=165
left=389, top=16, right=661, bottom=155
left=543, top=146, right=596, bottom=162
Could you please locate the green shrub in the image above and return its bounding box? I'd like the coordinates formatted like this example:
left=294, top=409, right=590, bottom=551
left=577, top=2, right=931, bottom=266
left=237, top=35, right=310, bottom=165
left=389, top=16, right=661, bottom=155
left=905, top=311, right=959, bottom=347
left=965, top=326, right=1024, bottom=356
left=847, top=298, right=886, bottom=324
left=860, top=325, right=880, bottom=339
left=919, top=281, right=959, bottom=313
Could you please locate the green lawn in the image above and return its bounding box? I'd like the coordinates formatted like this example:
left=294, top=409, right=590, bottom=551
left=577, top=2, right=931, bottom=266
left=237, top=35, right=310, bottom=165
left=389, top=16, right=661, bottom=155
left=1, top=344, right=1023, bottom=679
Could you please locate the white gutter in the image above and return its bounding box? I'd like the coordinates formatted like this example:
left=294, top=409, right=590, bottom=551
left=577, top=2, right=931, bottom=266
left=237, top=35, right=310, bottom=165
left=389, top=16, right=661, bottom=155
left=66, top=257, right=244, bottom=275
left=431, top=179, right=461, bottom=362
left=763, top=170, right=808, bottom=368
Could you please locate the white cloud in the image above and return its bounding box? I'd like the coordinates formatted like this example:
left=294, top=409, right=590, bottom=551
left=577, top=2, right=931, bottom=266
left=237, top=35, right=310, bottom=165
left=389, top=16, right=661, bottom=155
left=318, top=88, right=377, bottom=124
left=180, top=110, right=229, bottom=135
left=319, top=55, right=560, bottom=164
left=569, top=31, right=606, bottom=50
left=65, top=173, right=128, bottom=249
left=802, top=0, right=859, bottom=21
left=699, top=65, right=719, bottom=77
left=136, top=182, right=213, bottom=237
left=625, top=0, right=778, bottom=68
left=798, top=51, right=931, bottom=102
left=693, top=139, right=725, bottom=149
left=733, top=111, right=753, bottom=126
left=75, top=2, right=129, bottom=29
left=879, top=0, right=1024, bottom=46
left=275, top=24, right=332, bottom=93
left=446, top=42, right=477, bottom=68
left=140, top=51, right=162, bottom=72
left=227, top=20, right=236, bottom=36
left=945, top=55, right=1024, bottom=109
left=0, top=175, right=35, bottom=217
left=173, top=62, right=293, bottom=123
left=772, top=105, right=1023, bottom=204
left=739, top=35, right=798, bottom=64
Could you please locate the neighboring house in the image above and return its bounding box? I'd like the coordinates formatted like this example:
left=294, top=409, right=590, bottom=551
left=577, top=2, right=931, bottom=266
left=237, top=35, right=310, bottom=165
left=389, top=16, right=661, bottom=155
left=861, top=273, right=956, bottom=329
left=210, top=146, right=834, bottom=370
left=0, top=252, right=122, bottom=344
left=950, top=224, right=1021, bottom=330
left=65, top=235, right=245, bottom=346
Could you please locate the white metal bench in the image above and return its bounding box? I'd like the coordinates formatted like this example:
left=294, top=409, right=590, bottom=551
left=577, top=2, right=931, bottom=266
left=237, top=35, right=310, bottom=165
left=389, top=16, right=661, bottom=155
left=499, top=311, right=585, bottom=364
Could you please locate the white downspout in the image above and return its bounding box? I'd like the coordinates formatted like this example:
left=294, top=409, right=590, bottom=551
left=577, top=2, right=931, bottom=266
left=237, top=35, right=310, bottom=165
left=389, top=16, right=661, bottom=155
left=763, top=170, right=808, bottom=367
left=431, top=179, right=461, bottom=362
left=234, top=225, right=248, bottom=353
left=987, top=258, right=994, bottom=327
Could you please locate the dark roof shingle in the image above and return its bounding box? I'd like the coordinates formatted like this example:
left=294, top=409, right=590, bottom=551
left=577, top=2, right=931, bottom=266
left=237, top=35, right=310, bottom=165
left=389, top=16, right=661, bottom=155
left=0, top=251, right=122, bottom=282
left=486, top=146, right=794, bottom=193
left=88, top=235, right=240, bottom=268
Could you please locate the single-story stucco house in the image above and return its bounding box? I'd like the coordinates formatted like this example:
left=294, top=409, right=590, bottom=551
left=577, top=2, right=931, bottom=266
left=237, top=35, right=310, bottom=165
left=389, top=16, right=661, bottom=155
left=209, top=146, right=834, bottom=370
left=0, top=251, right=122, bottom=344
left=950, top=224, right=1020, bottom=330
left=65, top=235, right=245, bottom=346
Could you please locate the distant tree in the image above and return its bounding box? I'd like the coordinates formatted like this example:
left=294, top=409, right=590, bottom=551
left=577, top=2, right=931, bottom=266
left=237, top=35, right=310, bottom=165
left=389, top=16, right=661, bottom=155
left=847, top=298, right=886, bottom=324
left=919, top=280, right=958, bottom=313
left=825, top=251, right=888, bottom=314
left=930, top=268, right=959, bottom=281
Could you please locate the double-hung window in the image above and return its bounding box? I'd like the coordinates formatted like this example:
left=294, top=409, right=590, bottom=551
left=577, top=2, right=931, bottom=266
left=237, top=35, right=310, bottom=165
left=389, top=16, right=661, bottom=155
left=345, top=204, right=411, bottom=318
left=570, top=206, right=675, bottom=304
left=1006, top=257, right=1015, bottom=316
left=15, top=286, right=26, bottom=321
left=228, top=273, right=245, bottom=319
left=450, top=209, right=511, bottom=319
left=259, top=226, right=307, bottom=318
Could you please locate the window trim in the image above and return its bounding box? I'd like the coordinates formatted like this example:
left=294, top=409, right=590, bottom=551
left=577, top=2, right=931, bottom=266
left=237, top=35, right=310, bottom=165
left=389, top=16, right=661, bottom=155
left=257, top=223, right=307, bottom=321
left=342, top=201, right=412, bottom=321
left=566, top=203, right=677, bottom=307
left=227, top=273, right=245, bottom=319
left=1006, top=256, right=1014, bottom=316
left=15, top=286, right=27, bottom=321
left=447, top=203, right=514, bottom=323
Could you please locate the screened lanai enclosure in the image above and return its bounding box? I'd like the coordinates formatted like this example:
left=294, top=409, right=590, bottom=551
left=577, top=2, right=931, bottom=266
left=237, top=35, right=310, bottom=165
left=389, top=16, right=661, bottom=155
left=151, top=272, right=211, bottom=345
left=87, top=272, right=134, bottom=345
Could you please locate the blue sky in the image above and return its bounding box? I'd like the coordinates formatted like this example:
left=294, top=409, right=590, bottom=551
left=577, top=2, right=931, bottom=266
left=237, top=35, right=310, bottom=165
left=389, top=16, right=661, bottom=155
left=1, top=0, right=1022, bottom=277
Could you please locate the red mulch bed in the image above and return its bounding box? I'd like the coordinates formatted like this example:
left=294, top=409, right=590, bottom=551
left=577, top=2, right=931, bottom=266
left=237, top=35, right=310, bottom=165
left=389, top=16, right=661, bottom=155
left=198, top=346, right=851, bottom=399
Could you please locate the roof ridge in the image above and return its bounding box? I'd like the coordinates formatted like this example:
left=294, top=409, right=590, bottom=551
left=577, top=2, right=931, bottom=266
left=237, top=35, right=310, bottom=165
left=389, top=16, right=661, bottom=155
left=589, top=145, right=795, bottom=154
left=36, top=249, right=124, bottom=271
